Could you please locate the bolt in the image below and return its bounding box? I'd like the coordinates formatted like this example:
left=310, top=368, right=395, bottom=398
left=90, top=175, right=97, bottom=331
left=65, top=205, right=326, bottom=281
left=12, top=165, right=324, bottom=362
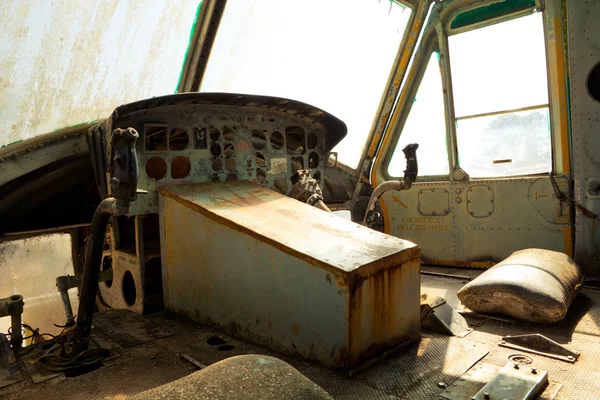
left=567, top=355, right=574, bottom=360
left=438, top=382, right=447, bottom=388
left=500, top=340, right=506, bottom=344
left=531, top=367, right=537, bottom=374
left=484, top=393, right=490, bottom=399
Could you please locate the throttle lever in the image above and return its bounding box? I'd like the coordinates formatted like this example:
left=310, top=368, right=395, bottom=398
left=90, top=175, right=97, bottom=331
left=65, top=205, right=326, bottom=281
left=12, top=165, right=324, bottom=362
left=362, top=142, right=419, bottom=227
left=403, top=143, right=419, bottom=183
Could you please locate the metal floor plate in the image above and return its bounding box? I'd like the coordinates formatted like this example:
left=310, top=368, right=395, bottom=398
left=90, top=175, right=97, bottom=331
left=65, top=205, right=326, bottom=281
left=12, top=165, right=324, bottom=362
left=3, top=273, right=600, bottom=399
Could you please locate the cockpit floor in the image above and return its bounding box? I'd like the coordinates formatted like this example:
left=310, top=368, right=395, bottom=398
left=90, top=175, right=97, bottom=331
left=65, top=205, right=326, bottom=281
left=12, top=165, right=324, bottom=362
left=3, top=269, right=600, bottom=399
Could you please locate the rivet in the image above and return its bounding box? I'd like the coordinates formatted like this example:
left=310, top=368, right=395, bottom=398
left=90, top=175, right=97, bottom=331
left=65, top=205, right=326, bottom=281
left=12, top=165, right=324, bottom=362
left=484, top=393, right=490, bottom=399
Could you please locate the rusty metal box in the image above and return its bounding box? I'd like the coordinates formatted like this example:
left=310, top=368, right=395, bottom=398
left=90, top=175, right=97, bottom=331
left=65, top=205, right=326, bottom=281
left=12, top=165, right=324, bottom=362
left=158, top=181, right=420, bottom=369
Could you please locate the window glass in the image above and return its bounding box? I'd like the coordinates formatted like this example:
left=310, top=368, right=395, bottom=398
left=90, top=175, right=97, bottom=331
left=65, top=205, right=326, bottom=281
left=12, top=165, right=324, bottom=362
left=201, top=0, right=412, bottom=169
left=388, top=53, right=449, bottom=177
left=449, top=13, right=548, bottom=118
left=449, top=12, right=551, bottom=178
left=456, top=108, right=551, bottom=177
left=0, top=0, right=200, bottom=147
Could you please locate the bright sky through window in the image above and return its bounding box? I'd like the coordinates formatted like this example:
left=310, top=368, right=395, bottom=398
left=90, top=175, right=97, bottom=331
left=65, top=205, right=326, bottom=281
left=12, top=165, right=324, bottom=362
left=201, top=0, right=412, bottom=169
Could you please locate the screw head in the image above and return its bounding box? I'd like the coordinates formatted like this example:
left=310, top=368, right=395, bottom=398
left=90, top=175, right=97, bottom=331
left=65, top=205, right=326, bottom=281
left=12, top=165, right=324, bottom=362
left=567, top=355, right=575, bottom=360
left=438, top=382, right=447, bottom=388
left=531, top=367, right=537, bottom=374
left=484, top=393, right=490, bottom=399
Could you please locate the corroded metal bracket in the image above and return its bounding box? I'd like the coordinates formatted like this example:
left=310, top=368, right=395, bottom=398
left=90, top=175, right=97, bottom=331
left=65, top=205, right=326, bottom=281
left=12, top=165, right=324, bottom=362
left=499, top=334, right=580, bottom=363
left=421, top=296, right=472, bottom=337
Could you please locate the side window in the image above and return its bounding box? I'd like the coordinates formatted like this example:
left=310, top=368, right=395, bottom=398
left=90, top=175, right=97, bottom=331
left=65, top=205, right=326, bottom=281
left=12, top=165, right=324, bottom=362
left=449, top=13, right=551, bottom=178
left=388, top=52, right=449, bottom=177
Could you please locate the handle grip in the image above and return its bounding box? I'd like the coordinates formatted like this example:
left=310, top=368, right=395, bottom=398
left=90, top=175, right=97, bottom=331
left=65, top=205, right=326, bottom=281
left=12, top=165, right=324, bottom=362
left=402, top=143, right=419, bottom=183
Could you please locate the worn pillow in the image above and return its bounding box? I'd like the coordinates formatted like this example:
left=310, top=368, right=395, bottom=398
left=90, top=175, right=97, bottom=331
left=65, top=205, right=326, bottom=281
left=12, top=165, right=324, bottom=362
left=457, top=249, right=583, bottom=323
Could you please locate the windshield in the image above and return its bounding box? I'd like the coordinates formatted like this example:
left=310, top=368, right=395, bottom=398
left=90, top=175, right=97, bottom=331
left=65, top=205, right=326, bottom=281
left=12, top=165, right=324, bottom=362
left=200, top=0, right=412, bottom=169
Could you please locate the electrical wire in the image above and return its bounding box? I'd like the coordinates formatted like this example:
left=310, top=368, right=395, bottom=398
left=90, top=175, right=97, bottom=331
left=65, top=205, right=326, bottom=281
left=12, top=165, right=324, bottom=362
left=1, top=322, right=66, bottom=356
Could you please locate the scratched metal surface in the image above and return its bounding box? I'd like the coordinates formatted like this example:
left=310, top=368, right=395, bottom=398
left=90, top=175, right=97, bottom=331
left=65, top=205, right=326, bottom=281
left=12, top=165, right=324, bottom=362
left=159, top=183, right=421, bottom=368
left=160, top=181, right=419, bottom=274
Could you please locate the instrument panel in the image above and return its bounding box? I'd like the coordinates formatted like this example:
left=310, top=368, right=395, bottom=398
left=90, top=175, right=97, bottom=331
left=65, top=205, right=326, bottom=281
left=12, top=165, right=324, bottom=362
left=88, top=93, right=347, bottom=215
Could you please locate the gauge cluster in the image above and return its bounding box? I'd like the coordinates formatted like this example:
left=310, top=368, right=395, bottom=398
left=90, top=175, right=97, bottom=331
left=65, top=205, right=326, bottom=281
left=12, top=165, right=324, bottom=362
left=88, top=93, right=346, bottom=215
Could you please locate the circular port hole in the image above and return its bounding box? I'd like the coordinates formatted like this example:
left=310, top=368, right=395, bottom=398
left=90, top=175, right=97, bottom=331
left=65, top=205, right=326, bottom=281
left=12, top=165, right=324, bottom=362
left=171, top=156, right=191, bottom=179
left=252, top=130, right=267, bottom=150
left=225, top=158, right=236, bottom=171
left=271, top=131, right=284, bottom=150
left=102, top=256, right=113, bottom=288
left=169, top=128, right=189, bottom=150
left=210, top=143, right=222, bottom=157
left=307, top=132, right=318, bottom=149
left=223, top=127, right=234, bottom=141
left=588, top=62, right=600, bottom=102
left=145, top=157, right=167, bottom=180
left=255, top=152, right=265, bottom=166
left=256, top=169, right=267, bottom=184
left=308, top=152, right=320, bottom=169
left=207, top=337, right=225, bottom=345
left=10, top=295, right=22, bottom=302
left=224, top=143, right=234, bottom=156
left=209, top=127, right=220, bottom=141
left=122, top=270, right=136, bottom=306
left=211, top=158, right=223, bottom=171
left=226, top=173, right=238, bottom=181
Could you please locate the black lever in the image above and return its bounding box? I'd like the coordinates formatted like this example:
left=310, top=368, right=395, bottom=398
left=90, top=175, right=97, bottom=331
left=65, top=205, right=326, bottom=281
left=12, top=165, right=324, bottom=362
left=72, top=128, right=139, bottom=355
left=403, top=143, right=419, bottom=183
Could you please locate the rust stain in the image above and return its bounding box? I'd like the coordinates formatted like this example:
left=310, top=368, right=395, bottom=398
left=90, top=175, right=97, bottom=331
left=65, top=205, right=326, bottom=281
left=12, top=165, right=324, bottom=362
left=348, top=260, right=420, bottom=366
left=161, top=182, right=419, bottom=281
left=291, top=323, right=301, bottom=337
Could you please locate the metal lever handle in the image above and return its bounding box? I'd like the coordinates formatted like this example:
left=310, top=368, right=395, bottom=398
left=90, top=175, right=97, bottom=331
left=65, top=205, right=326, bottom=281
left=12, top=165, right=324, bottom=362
left=402, top=143, right=419, bottom=183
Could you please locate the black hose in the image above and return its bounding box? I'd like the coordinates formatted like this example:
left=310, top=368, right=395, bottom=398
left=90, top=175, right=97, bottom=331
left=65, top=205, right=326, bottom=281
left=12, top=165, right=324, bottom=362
left=73, top=198, right=124, bottom=351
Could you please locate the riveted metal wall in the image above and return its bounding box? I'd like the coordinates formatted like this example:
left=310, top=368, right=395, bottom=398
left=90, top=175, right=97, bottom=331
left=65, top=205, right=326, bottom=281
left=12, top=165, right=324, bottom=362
left=382, top=176, right=569, bottom=267
left=568, top=0, right=600, bottom=276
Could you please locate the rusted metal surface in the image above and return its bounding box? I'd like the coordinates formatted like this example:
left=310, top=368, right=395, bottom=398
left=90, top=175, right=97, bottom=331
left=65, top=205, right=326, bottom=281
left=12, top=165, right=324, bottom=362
left=159, top=181, right=420, bottom=369
left=499, top=334, right=580, bottom=364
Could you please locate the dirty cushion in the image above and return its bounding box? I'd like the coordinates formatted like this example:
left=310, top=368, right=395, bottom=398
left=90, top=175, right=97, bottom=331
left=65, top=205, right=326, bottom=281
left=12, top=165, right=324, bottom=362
left=132, top=355, right=334, bottom=400
left=457, top=249, right=583, bottom=323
